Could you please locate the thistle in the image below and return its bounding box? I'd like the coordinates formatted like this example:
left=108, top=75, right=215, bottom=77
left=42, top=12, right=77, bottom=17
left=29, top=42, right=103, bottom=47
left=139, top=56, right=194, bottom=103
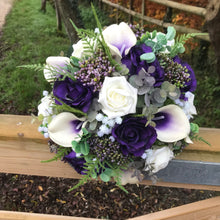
left=157, top=54, right=190, bottom=88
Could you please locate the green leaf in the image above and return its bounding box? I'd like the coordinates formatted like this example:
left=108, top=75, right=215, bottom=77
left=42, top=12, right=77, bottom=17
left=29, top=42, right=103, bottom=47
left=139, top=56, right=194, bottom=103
left=103, top=168, right=113, bottom=177
left=177, top=43, right=185, bottom=53
left=166, top=26, right=176, bottom=41
left=82, top=127, right=89, bottom=135
left=71, top=140, right=78, bottom=149
left=91, top=172, right=97, bottom=179
left=75, top=144, right=81, bottom=153
left=151, top=30, right=157, bottom=39
left=80, top=141, right=90, bottom=155
left=70, top=56, right=80, bottom=67
left=145, top=40, right=155, bottom=48
left=38, top=114, right=44, bottom=121
left=140, top=52, right=156, bottom=63
left=190, top=123, right=199, bottom=133
left=156, top=33, right=167, bottom=45
left=100, top=172, right=110, bottom=182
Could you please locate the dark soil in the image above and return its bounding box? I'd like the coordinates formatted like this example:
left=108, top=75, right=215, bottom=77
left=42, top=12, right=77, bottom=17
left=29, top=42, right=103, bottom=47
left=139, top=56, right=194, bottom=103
left=0, top=173, right=219, bottom=219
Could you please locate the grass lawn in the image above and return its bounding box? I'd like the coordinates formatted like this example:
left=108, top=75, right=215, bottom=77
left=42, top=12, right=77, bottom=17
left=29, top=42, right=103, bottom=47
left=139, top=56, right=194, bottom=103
left=0, top=0, right=70, bottom=115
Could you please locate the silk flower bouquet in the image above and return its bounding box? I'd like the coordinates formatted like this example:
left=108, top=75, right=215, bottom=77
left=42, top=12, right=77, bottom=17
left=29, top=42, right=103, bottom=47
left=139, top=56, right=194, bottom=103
left=35, top=7, right=205, bottom=192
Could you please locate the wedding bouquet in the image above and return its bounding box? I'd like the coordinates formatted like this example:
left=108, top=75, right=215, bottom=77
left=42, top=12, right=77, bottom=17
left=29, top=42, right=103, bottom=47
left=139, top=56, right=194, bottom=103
left=37, top=8, right=201, bottom=192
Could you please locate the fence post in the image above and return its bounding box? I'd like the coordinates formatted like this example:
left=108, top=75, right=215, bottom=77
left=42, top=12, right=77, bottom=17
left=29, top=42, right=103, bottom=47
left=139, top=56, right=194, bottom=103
left=128, top=0, right=133, bottom=24
left=163, top=7, right=173, bottom=32
left=206, top=0, right=220, bottom=81
left=141, top=0, right=145, bottom=27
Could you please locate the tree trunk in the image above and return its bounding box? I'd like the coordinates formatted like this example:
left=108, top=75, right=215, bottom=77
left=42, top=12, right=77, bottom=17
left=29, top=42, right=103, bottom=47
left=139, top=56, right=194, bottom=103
left=206, top=0, right=220, bottom=81
left=54, top=0, right=81, bottom=44
left=40, top=0, right=47, bottom=13
left=54, top=0, right=62, bottom=31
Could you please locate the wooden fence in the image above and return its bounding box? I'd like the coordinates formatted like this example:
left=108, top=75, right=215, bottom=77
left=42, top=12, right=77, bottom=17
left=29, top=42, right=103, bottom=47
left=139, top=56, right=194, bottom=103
left=0, top=114, right=220, bottom=219
left=98, top=0, right=211, bottom=41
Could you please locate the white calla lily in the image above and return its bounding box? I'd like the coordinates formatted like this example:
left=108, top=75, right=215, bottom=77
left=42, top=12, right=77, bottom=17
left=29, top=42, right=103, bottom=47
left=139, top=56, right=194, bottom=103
left=48, top=112, right=86, bottom=147
left=154, top=104, right=190, bottom=142
left=44, top=56, right=70, bottom=82
left=102, top=22, right=137, bottom=59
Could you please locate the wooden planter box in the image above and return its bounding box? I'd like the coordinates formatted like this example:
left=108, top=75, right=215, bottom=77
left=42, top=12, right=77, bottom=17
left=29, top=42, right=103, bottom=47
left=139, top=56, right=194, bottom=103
left=0, top=114, right=220, bottom=219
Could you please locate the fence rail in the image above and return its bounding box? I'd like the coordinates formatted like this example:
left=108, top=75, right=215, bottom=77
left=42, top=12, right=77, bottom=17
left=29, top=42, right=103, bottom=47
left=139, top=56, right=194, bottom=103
left=100, top=0, right=210, bottom=41
left=0, top=114, right=220, bottom=219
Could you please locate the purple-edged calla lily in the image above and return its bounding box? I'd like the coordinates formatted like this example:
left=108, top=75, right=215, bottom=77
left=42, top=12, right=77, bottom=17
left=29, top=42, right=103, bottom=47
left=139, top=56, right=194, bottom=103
left=154, top=104, right=190, bottom=143
left=48, top=112, right=86, bottom=147
left=44, top=56, right=70, bottom=82
left=102, top=22, right=137, bottom=59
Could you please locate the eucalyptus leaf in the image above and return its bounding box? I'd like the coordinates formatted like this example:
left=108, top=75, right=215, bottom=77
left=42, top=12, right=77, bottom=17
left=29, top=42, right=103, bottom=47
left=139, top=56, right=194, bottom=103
left=74, top=144, right=81, bottom=153
left=71, top=140, right=78, bottom=149
left=140, top=52, right=156, bottom=63
left=166, top=26, right=176, bottom=41
left=190, top=123, right=199, bottom=133
left=80, top=141, right=90, bottom=155
left=100, top=172, right=110, bottom=182
left=156, top=33, right=167, bottom=45
left=103, top=168, right=113, bottom=176
left=145, top=40, right=155, bottom=49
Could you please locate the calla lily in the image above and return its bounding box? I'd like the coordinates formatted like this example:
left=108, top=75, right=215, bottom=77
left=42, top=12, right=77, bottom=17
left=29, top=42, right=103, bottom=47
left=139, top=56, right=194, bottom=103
left=48, top=112, right=86, bottom=147
left=154, top=104, right=190, bottom=142
left=102, top=22, right=137, bottom=59
left=44, top=56, right=70, bottom=82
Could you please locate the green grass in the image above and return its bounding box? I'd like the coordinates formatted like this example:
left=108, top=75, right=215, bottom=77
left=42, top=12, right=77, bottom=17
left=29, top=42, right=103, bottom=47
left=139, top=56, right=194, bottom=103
left=0, top=0, right=70, bottom=114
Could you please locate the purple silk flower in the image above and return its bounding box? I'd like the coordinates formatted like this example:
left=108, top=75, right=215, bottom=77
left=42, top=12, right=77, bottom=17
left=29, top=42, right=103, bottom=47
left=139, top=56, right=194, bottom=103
left=63, top=151, right=86, bottom=175
left=53, top=77, right=93, bottom=113
left=112, top=117, right=157, bottom=157
left=121, top=43, right=165, bottom=86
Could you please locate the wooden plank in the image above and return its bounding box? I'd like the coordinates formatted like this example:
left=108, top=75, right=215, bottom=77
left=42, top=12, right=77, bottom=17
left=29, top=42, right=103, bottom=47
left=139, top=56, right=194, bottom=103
left=100, top=0, right=210, bottom=41
left=1, top=114, right=219, bottom=152
left=128, top=196, right=220, bottom=220
left=0, top=114, right=220, bottom=191
left=0, top=211, right=95, bottom=220
left=148, top=0, right=207, bottom=17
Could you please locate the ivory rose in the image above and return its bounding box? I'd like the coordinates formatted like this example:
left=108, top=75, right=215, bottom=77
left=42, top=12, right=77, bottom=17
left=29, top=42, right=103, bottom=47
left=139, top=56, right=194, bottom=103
left=144, top=147, right=174, bottom=173
left=98, top=76, right=137, bottom=119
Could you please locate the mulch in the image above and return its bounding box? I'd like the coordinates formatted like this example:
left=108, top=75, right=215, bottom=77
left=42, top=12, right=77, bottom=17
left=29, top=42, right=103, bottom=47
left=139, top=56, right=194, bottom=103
left=0, top=173, right=219, bottom=219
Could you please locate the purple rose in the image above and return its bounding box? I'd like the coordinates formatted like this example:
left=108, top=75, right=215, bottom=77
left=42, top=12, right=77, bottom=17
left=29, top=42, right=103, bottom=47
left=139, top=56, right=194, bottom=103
left=63, top=151, right=86, bottom=175
left=112, top=117, right=157, bottom=157
left=173, top=56, right=197, bottom=100
left=121, top=44, right=165, bottom=86
left=53, top=77, right=93, bottom=113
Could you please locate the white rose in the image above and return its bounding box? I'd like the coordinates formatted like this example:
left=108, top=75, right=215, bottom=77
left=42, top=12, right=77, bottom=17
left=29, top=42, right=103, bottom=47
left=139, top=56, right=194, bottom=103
left=38, top=95, right=54, bottom=117
left=71, top=39, right=96, bottom=59
left=44, top=56, right=70, bottom=82
left=144, top=147, right=174, bottom=173
left=98, top=76, right=137, bottom=119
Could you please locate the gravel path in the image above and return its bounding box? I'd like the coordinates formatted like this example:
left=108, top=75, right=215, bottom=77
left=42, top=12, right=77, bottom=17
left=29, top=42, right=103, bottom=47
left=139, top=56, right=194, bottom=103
left=0, top=0, right=13, bottom=33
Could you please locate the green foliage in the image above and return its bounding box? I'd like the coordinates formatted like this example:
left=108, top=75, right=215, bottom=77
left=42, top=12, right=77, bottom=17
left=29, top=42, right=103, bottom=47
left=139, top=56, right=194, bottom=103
left=54, top=97, right=87, bottom=117
left=18, top=64, right=45, bottom=72
left=41, top=147, right=70, bottom=163
left=170, top=33, right=208, bottom=57
left=78, top=1, right=111, bottom=30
